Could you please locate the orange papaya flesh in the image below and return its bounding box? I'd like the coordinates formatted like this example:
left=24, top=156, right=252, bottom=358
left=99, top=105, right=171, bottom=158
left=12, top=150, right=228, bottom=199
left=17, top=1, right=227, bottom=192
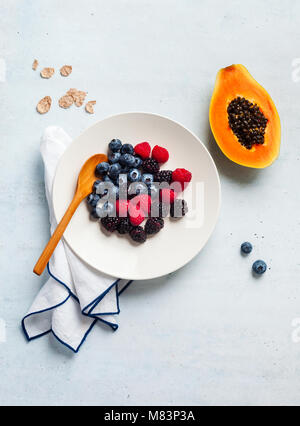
left=209, top=64, right=281, bottom=168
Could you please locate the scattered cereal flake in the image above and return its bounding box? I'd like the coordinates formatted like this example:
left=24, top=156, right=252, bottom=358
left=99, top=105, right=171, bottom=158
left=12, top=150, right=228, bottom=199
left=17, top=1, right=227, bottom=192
left=60, top=65, right=72, bottom=77
left=40, top=67, right=55, bottom=79
left=32, top=59, right=38, bottom=70
left=67, top=88, right=87, bottom=107
left=58, top=94, right=74, bottom=109
left=36, top=96, right=52, bottom=114
left=85, top=100, right=96, bottom=114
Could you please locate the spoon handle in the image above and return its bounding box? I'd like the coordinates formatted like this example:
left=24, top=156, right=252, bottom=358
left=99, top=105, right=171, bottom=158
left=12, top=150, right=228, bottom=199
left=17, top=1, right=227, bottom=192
left=33, top=192, right=84, bottom=276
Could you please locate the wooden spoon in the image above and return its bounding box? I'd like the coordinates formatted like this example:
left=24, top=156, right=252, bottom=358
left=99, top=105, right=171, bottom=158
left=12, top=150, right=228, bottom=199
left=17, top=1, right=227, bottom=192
left=33, top=153, right=108, bottom=276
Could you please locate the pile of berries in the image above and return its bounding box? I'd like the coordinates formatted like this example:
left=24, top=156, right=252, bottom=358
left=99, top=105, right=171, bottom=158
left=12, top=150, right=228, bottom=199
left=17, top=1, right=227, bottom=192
left=86, top=139, right=192, bottom=244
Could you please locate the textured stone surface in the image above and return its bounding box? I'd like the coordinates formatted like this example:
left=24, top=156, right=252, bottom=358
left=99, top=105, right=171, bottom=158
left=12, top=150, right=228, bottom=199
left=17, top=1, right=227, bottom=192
left=1, top=0, right=300, bottom=406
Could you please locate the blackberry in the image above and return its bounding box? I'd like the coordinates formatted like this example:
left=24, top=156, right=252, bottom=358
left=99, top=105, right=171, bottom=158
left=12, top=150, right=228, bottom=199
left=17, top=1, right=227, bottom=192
left=142, top=158, right=159, bottom=174
left=117, top=217, right=133, bottom=235
left=100, top=217, right=119, bottom=232
left=154, top=170, right=173, bottom=184
left=170, top=199, right=188, bottom=218
left=145, top=217, right=164, bottom=235
left=130, top=226, right=147, bottom=243
left=150, top=200, right=169, bottom=218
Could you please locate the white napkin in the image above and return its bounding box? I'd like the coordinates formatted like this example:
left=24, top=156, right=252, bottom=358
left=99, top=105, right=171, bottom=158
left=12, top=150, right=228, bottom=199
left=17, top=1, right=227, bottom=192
left=22, top=127, right=133, bottom=352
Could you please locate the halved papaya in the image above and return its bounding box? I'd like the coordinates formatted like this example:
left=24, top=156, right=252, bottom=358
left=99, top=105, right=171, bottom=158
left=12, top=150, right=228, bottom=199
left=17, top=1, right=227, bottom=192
left=209, top=64, right=281, bottom=168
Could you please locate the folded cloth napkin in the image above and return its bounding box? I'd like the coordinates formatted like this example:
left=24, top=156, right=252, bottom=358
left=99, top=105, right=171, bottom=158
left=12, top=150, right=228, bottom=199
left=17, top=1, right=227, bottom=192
left=22, top=127, right=133, bottom=352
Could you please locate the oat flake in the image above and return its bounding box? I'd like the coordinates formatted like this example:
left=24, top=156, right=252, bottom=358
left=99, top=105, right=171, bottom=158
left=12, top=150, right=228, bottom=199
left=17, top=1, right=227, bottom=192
left=60, top=65, right=72, bottom=77
left=67, top=88, right=87, bottom=107
left=36, top=96, right=52, bottom=114
left=85, top=100, right=96, bottom=114
left=40, top=67, right=55, bottom=79
left=32, top=59, right=38, bottom=70
left=58, top=94, right=74, bottom=109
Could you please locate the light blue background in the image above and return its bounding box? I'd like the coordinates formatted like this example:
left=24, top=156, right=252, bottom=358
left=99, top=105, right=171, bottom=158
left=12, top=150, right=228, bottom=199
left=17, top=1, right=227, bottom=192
left=1, top=0, right=300, bottom=406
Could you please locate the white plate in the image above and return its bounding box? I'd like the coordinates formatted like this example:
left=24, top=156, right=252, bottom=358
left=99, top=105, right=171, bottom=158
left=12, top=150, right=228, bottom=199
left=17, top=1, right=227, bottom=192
left=52, top=112, right=221, bottom=280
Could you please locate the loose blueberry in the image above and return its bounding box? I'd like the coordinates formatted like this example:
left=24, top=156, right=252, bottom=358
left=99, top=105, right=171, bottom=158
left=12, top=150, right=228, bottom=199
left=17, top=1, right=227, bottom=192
left=121, top=143, right=134, bottom=155
left=108, top=163, right=122, bottom=179
left=109, top=139, right=122, bottom=152
left=133, top=155, right=143, bottom=168
left=128, top=168, right=142, bottom=182
left=95, top=162, right=110, bottom=176
left=108, top=152, right=121, bottom=164
left=241, top=242, right=253, bottom=254
left=142, top=173, right=154, bottom=186
left=252, top=260, right=267, bottom=275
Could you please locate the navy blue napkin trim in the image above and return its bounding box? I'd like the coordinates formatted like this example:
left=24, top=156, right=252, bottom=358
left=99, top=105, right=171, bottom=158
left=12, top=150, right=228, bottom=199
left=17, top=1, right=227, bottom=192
left=22, top=263, right=133, bottom=352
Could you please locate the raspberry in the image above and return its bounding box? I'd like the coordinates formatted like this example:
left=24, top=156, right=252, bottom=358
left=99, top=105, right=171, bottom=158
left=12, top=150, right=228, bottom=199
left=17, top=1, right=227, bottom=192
left=160, top=188, right=177, bottom=204
left=116, top=199, right=129, bottom=217
left=150, top=200, right=169, bottom=218
left=130, top=226, right=147, bottom=243
left=152, top=145, right=169, bottom=163
left=143, top=158, right=159, bottom=174
left=145, top=217, right=164, bottom=235
left=172, top=168, right=192, bottom=190
left=128, top=204, right=145, bottom=226
left=100, top=217, right=120, bottom=232
left=134, top=194, right=151, bottom=214
left=134, top=142, right=151, bottom=159
left=170, top=199, right=188, bottom=217
left=154, top=170, right=173, bottom=184
left=117, top=217, right=133, bottom=234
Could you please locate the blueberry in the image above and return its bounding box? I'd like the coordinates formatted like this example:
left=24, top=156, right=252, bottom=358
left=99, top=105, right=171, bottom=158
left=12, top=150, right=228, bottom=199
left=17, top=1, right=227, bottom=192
left=120, top=166, right=130, bottom=174
left=90, top=207, right=102, bottom=220
left=103, top=201, right=115, bottom=216
left=109, top=139, right=122, bottom=152
left=121, top=144, right=134, bottom=155
left=133, top=155, right=143, bottom=168
left=128, top=168, right=142, bottom=182
left=95, top=162, right=110, bottom=176
left=108, top=163, right=122, bottom=179
left=87, top=193, right=100, bottom=209
left=142, top=173, right=154, bottom=186
left=120, top=153, right=135, bottom=167
left=87, top=193, right=94, bottom=204
left=93, top=180, right=109, bottom=197
left=241, top=242, right=253, bottom=254
left=148, top=183, right=159, bottom=198
left=117, top=173, right=128, bottom=187
left=104, top=175, right=113, bottom=183
left=128, top=182, right=148, bottom=196
left=252, top=260, right=267, bottom=275
left=92, top=180, right=101, bottom=193
left=108, top=152, right=121, bottom=164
